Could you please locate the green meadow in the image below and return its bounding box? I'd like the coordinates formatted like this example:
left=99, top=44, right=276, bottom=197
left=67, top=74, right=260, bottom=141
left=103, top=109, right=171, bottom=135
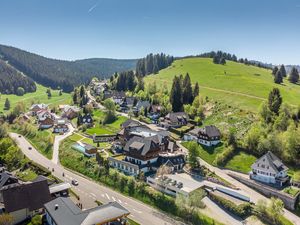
left=0, top=83, right=71, bottom=113
left=145, top=58, right=300, bottom=112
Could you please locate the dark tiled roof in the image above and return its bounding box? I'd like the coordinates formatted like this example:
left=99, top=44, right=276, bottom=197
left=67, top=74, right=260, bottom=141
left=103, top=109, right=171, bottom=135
left=199, top=125, right=221, bottom=137
left=157, top=154, right=185, bottom=166
left=1, top=179, right=51, bottom=213
left=135, top=101, right=151, bottom=110
left=121, top=119, right=141, bottom=129
left=166, top=112, right=189, bottom=123
left=0, top=172, right=19, bottom=189
left=124, top=135, right=160, bottom=157
left=45, top=197, right=129, bottom=225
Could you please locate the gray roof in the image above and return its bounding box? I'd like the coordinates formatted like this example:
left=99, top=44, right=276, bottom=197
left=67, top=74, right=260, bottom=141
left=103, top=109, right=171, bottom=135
left=124, top=135, right=160, bottom=156
left=44, top=197, right=129, bottom=225
left=166, top=112, right=189, bottom=123
left=0, top=172, right=19, bottom=189
left=251, top=151, right=288, bottom=174
left=121, top=119, right=142, bottom=129
left=199, top=125, right=221, bottom=138
left=1, top=179, right=51, bottom=213
left=135, top=100, right=151, bottom=110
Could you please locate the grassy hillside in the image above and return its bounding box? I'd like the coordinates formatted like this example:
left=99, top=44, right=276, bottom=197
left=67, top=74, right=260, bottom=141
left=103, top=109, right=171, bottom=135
left=0, top=83, right=71, bottom=113
left=144, top=58, right=300, bottom=112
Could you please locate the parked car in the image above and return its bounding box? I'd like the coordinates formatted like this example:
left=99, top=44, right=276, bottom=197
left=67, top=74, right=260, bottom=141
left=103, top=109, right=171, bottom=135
left=72, top=179, right=79, bottom=186
left=28, top=147, right=32, bottom=150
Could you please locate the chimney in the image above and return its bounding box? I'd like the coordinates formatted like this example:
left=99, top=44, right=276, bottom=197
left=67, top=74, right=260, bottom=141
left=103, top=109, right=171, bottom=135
left=54, top=204, right=59, bottom=210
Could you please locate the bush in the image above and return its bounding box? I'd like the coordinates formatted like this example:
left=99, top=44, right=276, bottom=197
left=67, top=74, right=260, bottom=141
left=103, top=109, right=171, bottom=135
left=213, top=146, right=235, bottom=166
left=209, top=192, right=252, bottom=218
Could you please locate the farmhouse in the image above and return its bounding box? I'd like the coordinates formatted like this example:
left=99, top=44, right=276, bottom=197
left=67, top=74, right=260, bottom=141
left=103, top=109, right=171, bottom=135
left=184, top=125, right=221, bottom=146
left=250, top=151, right=290, bottom=187
left=30, top=103, right=48, bottom=115
left=39, top=117, right=55, bottom=129
left=36, top=110, right=54, bottom=122
left=61, top=105, right=80, bottom=120
left=53, top=119, right=69, bottom=133
left=160, top=112, right=189, bottom=129
left=133, top=100, right=151, bottom=114
left=78, top=114, right=93, bottom=126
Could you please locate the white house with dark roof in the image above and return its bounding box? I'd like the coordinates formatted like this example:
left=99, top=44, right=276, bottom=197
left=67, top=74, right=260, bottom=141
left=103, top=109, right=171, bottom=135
left=250, top=151, right=290, bottom=186
left=183, top=125, right=221, bottom=146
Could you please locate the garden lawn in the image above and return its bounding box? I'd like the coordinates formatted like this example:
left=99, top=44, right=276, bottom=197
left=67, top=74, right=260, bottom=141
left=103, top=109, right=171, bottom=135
left=144, top=58, right=300, bottom=112
left=288, top=168, right=300, bottom=182
left=0, top=83, right=71, bottom=114
left=69, top=133, right=84, bottom=142
left=182, top=141, right=225, bottom=165
left=224, top=152, right=257, bottom=173
left=86, top=126, right=114, bottom=135
left=16, top=168, right=38, bottom=182
left=283, top=187, right=300, bottom=197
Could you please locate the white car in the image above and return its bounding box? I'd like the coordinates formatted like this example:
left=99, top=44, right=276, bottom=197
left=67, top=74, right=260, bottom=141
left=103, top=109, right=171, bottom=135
left=71, top=179, right=79, bottom=186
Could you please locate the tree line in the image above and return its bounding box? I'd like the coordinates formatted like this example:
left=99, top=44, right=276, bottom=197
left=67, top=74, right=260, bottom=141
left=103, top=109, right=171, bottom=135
left=0, top=44, right=136, bottom=93
left=136, top=53, right=174, bottom=76
left=0, top=59, right=36, bottom=95
left=170, top=73, right=199, bottom=112
left=272, top=65, right=299, bottom=84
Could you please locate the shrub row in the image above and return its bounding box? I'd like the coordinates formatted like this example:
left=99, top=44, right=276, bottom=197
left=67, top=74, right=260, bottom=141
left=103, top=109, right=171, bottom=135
left=209, top=192, right=252, bottom=218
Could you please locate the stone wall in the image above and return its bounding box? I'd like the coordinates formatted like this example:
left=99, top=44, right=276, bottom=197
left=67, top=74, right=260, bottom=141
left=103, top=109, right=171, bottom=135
left=228, top=173, right=299, bottom=210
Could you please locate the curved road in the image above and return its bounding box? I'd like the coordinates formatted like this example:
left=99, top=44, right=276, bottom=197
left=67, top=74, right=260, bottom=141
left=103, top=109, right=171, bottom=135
left=10, top=133, right=184, bottom=225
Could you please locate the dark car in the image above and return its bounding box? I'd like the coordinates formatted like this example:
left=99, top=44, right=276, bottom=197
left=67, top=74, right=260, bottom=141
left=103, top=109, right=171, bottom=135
left=28, top=147, right=32, bottom=150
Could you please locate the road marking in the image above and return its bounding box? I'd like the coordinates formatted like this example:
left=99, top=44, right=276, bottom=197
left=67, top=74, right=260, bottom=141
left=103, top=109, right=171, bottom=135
left=118, top=199, right=122, bottom=203
left=101, top=194, right=104, bottom=197
left=133, top=209, right=142, bottom=214
left=130, top=215, right=135, bottom=218
left=112, top=196, right=116, bottom=201
left=124, top=202, right=128, bottom=205
left=105, top=193, right=110, bottom=200
left=90, top=193, right=96, bottom=198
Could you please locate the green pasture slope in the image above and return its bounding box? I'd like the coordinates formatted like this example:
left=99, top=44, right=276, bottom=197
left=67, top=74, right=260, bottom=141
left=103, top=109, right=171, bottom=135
left=144, top=58, right=300, bottom=112
left=0, top=83, right=71, bottom=113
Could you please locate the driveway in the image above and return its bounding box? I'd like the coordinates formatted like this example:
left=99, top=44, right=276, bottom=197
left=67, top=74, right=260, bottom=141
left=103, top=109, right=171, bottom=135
left=52, top=123, right=75, bottom=164
left=9, top=132, right=184, bottom=225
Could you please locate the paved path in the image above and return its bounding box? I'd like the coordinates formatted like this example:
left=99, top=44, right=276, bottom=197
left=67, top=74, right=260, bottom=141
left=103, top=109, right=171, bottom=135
left=52, top=124, right=75, bottom=164
left=177, top=142, right=300, bottom=225
left=10, top=133, right=184, bottom=225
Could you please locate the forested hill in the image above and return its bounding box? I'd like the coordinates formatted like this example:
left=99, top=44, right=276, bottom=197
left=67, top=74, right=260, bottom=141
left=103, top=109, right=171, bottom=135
left=0, top=59, right=36, bottom=95
left=0, top=44, right=137, bottom=92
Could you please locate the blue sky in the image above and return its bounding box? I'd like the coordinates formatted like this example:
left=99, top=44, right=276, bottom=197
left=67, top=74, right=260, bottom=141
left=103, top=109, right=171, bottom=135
left=0, top=0, right=299, bottom=64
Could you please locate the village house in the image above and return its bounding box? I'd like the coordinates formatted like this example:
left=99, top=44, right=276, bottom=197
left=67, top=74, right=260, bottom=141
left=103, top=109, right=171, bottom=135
left=160, top=112, right=189, bottom=129
left=149, top=105, right=161, bottom=121
left=110, top=122, right=185, bottom=176
left=30, top=104, right=48, bottom=115
left=0, top=179, right=51, bottom=225
left=250, top=151, right=290, bottom=187
left=119, top=97, right=136, bottom=112
left=44, top=197, right=130, bottom=225
left=184, top=125, right=221, bottom=146
left=53, top=119, right=69, bottom=134
left=133, top=100, right=151, bottom=115
left=39, top=117, right=55, bottom=129
left=36, top=110, right=55, bottom=122
left=78, top=114, right=93, bottom=126
left=103, top=90, right=126, bottom=105
left=61, top=105, right=80, bottom=120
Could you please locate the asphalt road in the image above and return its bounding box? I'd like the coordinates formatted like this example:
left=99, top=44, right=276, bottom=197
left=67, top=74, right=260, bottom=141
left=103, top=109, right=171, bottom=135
left=10, top=132, right=184, bottom=225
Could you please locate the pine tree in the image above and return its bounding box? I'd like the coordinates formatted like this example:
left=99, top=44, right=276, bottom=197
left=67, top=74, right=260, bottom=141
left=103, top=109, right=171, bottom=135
left=213, top=55, right=219, bottom=64
left=274, top=70, right=283, bottom=84
left=193, top=82, right=200, bottom=98
left=182, top=73, right=193, bottom=104
left=73, top=89, right=78, bottom=104
left=288, top=67, right=299, bottom=84
left=279, top=65, right=287, bottom=77
left=220, top=57, right=226, bottom=65
left=80, top=85, right=85, bottom=98
left=4, top=98, right=10, bottom=110
left=170, top=76, right=183, bottom=112
left=268, top=88, right=282, bottom=115
left=272, top=66, right=279, bottom=76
